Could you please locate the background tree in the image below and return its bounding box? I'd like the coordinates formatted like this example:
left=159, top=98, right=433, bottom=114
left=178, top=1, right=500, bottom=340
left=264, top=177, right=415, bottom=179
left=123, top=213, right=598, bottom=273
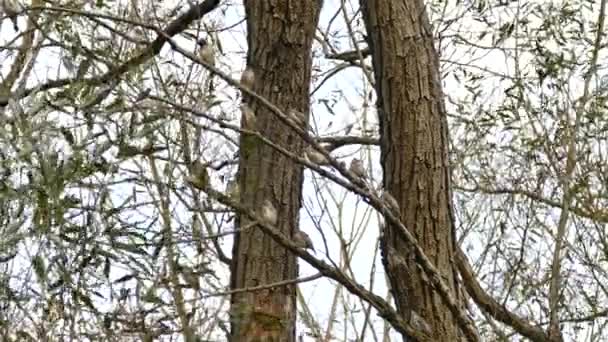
left=361, top=0, right=469, bottom=340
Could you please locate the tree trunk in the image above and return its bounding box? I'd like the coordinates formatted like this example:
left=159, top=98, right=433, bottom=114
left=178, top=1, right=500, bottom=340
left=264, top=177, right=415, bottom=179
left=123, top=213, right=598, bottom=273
left=361, top=1, right=465, bottom=341
left=230, top=1, right=321, bottom=341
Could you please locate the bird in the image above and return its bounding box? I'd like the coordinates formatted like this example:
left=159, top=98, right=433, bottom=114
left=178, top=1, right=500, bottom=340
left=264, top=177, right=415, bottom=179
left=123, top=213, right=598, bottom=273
left=240, top=67, right=255, bottom=89
left=381, top=190, right=400, bottom=214
left=304, top=147, right=330, bottom=166
left=186, top=160, right=209, bottom=190
left=241, top=104, right=256, bottom=129
left=288, top=109, right=307, bottom=127
left=410, top=310, right=432, bottom=335
left=2, top=0, right=20, bottom=31
left=226, top=179, right=239, bottom=199
left=294, top=230, right=314, bottom=251
left=261, top=199, right=278, bottom=225
left=197, top=39, right=215, bottom=66
left=349, top=158, right=366, bottom=179
left=181, top=268, right=200, bottom=290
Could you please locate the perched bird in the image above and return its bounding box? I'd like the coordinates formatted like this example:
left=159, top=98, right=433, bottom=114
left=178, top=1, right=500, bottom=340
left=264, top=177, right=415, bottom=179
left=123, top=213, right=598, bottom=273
left=186, top=160, right=209, bottom=190
left=2, top=0, right=19, bottom=31
left=381, top=191, right=400, bottom=214
left=410, top=311, right=432, bottom=335
left=304, top=147, right=330, bottom=166
left=61, top=56, right=76, bottom=74
left=226, top=179, right=239, bottom=199
left=261, top=199, right=278, bottom=225
left=198, top=39, right=216, bottom=92
left=349, top=158, right=366, bottom=179
left=241, top=104, right=256, bottom=129
left=288, top=109, right=307, bottom=127
left=294, top=230, right=314, bottom=251
left=181, top=268, right=200, bottom=290
left=240, top=67, right=255, bottom=89
left=386, top=248, right=408, bottom=269
left=197, top=39, right=215, bottom=66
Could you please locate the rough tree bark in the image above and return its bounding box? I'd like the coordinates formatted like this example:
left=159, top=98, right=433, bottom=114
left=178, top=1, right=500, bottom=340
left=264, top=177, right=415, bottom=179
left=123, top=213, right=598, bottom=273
left=361, top=1, right=466, bottom=341
left=230, top=1, right=321, bottom=341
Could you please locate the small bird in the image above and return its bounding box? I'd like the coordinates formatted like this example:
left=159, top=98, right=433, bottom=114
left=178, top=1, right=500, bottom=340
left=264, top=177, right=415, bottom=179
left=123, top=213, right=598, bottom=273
left=241, top=104, right=256, bottom=129
left=381, top=191, right=400, bottom=214
left=181, top=268, right=200, bottom=290
left=226, top=179, right=239, bottom=199
left=261, top=199, right=278, bottom=225
left=410, top=310, right=432, bottom=335
left=288, top=109, right=307, bottom=126
left=294, top=230, right=314, bottom=251
left=349, top=158, right=366, bottom=179
left=197, top=39, right=215, bottom=66
left=240, top=67, right=255, bottom=89
left=2, top=0, right=20, bottom=31
left=304, top=147, right=330, bottom=166
left=186, top=160, right=209, bottom=190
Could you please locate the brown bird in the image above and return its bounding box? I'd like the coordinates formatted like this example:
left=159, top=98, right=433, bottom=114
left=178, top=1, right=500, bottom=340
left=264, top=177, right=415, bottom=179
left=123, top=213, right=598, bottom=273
left=294, top=230, right=314, bottom=251
left=349, top=158, right=366, bottom=179
left=381, top=191, right=400, bottom=214
left=261, top=199, right=278, bottom=225
left=410, top=311, right=432, bottom=335
left=305, top=147, right=330, bottom=166
left=240, top=67, right=255, bottom=89
left=197, top=39, right=215, bottom=66
left=226, top=179, right=239, bottom=199
left=288, top=109, right=307, bottom=127
left=186, top=160, right=209, bottom=190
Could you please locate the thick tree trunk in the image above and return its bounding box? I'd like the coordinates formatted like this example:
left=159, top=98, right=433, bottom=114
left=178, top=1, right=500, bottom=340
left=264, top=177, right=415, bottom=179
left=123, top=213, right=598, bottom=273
left=230, top=1, right=321, bottom=342
left=361, top=1, right=464, bottom=341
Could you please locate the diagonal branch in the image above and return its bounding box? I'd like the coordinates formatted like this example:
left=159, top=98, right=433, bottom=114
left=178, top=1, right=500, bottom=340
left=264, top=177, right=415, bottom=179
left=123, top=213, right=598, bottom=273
left=455, top=248, right=554, bottom=342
